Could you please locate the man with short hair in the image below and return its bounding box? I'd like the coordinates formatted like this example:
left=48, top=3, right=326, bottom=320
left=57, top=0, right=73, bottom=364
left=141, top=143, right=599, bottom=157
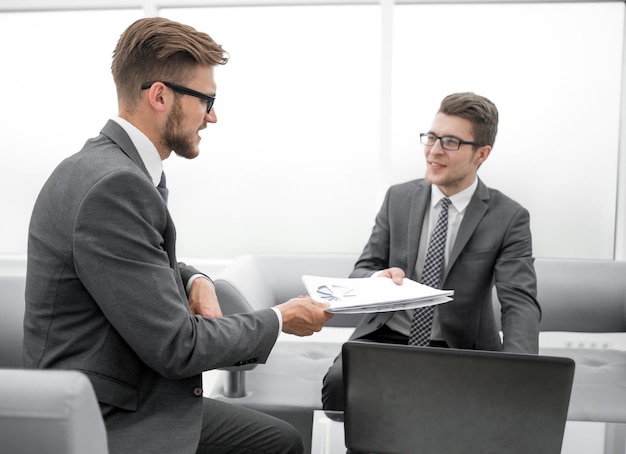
left=322, top=92, right=541, bottom=412
left=23, top=17, right=332, bottom=454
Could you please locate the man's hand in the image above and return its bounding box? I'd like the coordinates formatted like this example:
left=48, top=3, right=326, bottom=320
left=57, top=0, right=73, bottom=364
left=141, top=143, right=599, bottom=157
left=275, top=296, right=334, bottom=336
left=377, top=267, right=405, bottom=285
left=188, top=277, right=223, bottom=318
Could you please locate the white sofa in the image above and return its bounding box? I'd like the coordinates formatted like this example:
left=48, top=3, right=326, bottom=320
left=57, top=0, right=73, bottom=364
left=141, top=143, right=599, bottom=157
left=0, top=275, right=109, bottom=454
left=4, top=256, right=626, bottom=453
left=0, top=274, right=26, bottom=368
left=211, top=254, right=359, bottom=453
left=211, top=254, right=626, bottom=453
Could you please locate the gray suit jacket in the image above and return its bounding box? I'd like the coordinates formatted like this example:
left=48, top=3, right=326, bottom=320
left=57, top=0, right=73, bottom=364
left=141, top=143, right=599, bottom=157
left=23, top=120, right=280, bottom=453
left=349, top=178, right=540, bottom=353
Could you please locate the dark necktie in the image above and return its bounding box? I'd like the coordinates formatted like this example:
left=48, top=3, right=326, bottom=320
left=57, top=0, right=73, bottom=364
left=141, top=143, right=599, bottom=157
left=409, top=197, right=451, bottom=346
left=157, top=171, right=169, bottom=204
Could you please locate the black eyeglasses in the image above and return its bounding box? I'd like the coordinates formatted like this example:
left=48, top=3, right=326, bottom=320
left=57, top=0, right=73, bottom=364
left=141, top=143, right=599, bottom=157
left=420, top=133, right=483, bottom=151
left=141, top=81, right=215, bottom=114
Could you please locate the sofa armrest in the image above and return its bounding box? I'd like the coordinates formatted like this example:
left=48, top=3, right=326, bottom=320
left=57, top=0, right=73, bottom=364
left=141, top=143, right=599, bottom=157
left=0, top=275, right=26, bottom=368
left=215, top=255, right=276, bottom=314
left=215, top=254, right=362, bottom=327
left=0, top=369, right=108, bottom=454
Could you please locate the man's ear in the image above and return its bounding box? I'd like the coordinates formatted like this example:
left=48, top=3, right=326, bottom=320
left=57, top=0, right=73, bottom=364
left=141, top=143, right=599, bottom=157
left=475, top=145, right=492, bottom=166
left=145, top=82, right=169, bottom=113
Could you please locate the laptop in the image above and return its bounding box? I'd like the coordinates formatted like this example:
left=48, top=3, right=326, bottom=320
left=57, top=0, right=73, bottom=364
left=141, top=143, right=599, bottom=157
left=342, top=341, right=575, bottom=454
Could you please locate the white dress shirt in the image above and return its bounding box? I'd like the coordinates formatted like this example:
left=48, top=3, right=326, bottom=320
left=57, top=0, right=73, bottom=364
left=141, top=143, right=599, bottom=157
left=385, top=178, right=478, bottom=338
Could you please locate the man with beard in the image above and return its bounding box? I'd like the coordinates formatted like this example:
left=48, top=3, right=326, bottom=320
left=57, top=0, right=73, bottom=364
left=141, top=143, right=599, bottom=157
left=23, top=17, right=332, bottom=454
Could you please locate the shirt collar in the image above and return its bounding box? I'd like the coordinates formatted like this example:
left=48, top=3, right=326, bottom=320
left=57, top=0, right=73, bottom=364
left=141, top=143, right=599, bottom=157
left=431, top=178, right=478, bottom=213
left=111, top=117, right=163, bottom=187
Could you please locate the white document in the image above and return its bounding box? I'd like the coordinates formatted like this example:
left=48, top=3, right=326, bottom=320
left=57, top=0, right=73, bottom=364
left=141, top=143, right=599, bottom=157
left=302, top=275, right=453, bottom=314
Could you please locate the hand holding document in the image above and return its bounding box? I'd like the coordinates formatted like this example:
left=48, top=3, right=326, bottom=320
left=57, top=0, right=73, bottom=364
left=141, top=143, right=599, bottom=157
left=302, top=275, right=453, bottom=314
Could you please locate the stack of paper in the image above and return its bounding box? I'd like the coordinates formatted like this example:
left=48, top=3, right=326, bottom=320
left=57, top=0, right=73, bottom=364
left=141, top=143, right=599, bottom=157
left=302, top=275, right=453, bottom=314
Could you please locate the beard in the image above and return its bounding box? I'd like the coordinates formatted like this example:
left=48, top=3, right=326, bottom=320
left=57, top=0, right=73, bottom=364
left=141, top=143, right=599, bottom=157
left=161, top=98, right=199, bottom=160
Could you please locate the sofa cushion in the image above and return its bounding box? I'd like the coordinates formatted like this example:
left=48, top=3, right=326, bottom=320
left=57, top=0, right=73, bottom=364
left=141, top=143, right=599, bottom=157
left=542, top=347, right=626, bottom=423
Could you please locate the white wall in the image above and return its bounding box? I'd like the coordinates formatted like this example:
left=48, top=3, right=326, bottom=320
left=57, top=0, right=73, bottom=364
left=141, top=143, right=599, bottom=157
left=0, top=9, right=142, bottom=256
left=0, top=2, right=624, bottom=273
left=163, top=5, right=381, bottom=260
left=390, top=2, right=623, bottom=260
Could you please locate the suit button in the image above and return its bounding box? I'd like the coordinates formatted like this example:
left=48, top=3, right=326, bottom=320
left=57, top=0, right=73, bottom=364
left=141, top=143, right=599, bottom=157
left=192, top=387, right=203, bottom=397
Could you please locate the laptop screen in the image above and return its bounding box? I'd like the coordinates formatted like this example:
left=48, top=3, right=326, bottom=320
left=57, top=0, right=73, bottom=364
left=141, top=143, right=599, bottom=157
left=342, top=341, right=575, bottom=454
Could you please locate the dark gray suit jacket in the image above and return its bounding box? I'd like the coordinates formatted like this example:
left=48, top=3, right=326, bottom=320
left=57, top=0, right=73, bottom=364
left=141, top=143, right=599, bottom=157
left=23, top=120, right=280, bottom=453
left=349, top=178, right=540, bottom=353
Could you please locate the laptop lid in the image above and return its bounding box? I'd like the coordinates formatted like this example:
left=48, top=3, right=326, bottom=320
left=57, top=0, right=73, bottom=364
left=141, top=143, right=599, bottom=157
left=342, top=341, right=575, bottom=454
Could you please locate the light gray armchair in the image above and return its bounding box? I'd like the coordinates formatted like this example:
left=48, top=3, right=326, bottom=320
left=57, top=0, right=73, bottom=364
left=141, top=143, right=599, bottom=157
left=497, top=258, right=626, bottom=451
left=0, top=274, right=26, bottom=368
left=0, top=369, right=108, bottom=454
left=215, top=253, right=362, bottom=328
left=0, top=274, right=109, bottom=454
left=212, top=254, right=360, bottom=453
left=492, top=258, right=626, bottom=424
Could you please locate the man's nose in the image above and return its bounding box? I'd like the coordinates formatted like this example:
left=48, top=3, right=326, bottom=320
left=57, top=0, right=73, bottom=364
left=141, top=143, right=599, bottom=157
left=206, top=108, right=217, bottom=123
left=427, top=138, right=445, bottom=154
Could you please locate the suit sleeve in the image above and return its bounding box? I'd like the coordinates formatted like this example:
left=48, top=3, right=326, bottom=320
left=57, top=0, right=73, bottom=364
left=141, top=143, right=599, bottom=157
left=72, top=170, right=279, bottom=379
left=178, top=263, right=213, bottom=294
left=494, top=206, right=541, bottom=353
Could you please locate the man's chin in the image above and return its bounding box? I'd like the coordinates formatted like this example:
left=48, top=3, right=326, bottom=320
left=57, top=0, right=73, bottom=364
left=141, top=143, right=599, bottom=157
left=424, top=173, right=438, bottom=185
left=173, top=148, right=200, bottom=160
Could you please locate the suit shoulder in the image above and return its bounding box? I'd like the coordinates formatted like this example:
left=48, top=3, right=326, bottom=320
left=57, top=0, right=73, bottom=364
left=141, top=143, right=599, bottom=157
left=41, top=136, right=149, bottom=208
left=484, top=186, right=524, bottom=207
left=480, top=184, right=529, bottom=219
left=386, top=178, right=428, bottom=195
left=57, top=134, right=139, bottom=176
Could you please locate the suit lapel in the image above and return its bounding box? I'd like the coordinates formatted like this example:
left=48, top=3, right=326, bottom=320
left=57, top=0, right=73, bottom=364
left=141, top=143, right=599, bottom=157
left=100, top=121, right=187, bottom=300
left=406, top=181, right=431, bottom=279
left=100, top=120, right=152, bottom=182
left=444, top=179, right=490, bottom=281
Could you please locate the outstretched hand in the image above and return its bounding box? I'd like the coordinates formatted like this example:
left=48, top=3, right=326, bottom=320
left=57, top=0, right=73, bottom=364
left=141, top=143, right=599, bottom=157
left=275, top=296, right=334, bottom=336
left=376, top=267, right=405, bottom=285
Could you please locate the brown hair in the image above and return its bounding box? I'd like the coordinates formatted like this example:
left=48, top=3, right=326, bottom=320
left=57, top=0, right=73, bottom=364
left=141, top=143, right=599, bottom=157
left=112, top=17, right=229, bottom=108
left=438, top=92, right=498, bottom=147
